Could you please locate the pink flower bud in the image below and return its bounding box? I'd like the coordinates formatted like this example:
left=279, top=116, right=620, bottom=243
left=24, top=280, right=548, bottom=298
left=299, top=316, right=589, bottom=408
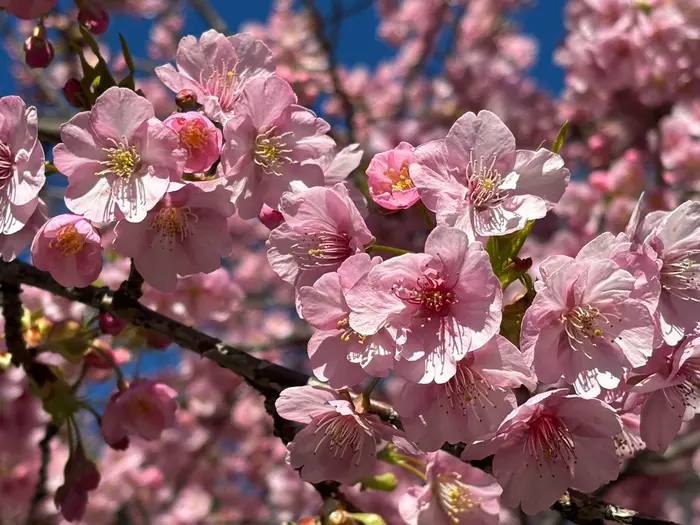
left=54, top=485, right=87, bottom=523
left=98, top=312, right=126, bottom=336
left=258, top=204, right=284, bottom=230
left=164, top=112, right=221, bottom=173
left=175, top=89, right=198, bottom=110
left=78, top=5, right=109, bottom=35
left=63, top=79, right=87, bottom=109
left=23, top=29, right=54, bottom=69
left=65, top=443, right=100, bottom=492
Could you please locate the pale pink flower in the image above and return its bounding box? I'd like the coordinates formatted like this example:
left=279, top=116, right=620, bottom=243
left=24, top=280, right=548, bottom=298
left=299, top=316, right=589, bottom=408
left=163, top=112, right=222, bottom=173
left=0, top=198, right=46, bottom=261
left=30, top=214, right=102, bottom=288
left=399, top=451, right=501, bottom=525
left=0, top=0, right=56, bottom=19
left=53, top=87, right=186, bottom=223
left=394, top=335, right=536, bottom=451
left=346, top=226, right=502, bottom=384
left=462, top=389, right=622, bottom=515
left=299, top=253, right=397, bottom=388
left=644, top=201, right=700, bottom=345
left=0, top=96, right=45, bottom=234
left=275, top=385, right=416, bottom=484
left=520, top=257, right=654, bottom=397
left=267, top=183, right=374, bottom=291
left=101, top=379, right=178, bottom=445
left=628, top=335, right=700, bottom=452
left=112, top=181, right=235, bottom=292
left=411, top=110, right=569, bottom=240
left=367, top=142, right=420, bottom=210
left=155, top=30, right=275, bottom=123
left=218, top=75, right=336, bottom=219
left=321, top=143, right=364, bottom=186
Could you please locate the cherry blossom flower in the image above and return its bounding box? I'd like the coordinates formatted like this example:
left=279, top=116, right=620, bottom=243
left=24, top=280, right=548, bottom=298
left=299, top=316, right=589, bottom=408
left=346, top=226, right=502, bottom=384
left=520, top=257, right=654, bottom=397
left=164, top=111, right=222, bottom=173
left=411, top=110, right=569, bottom=240
left=101, top=379, right=178, bottom=446
left=0, top=0, right=56, bottom=19
left=275, top=385, right=416, bottom=484
left=218, top=75, right=336, bottom=219
left=53, top=87, right=186, bottom=223
left=155, top=30, right=276, bottom=123
left=399, top=451, right=502, bottom=525
left=30, top=214, right=102, bottom=288
left=298, top=253, right=397, bottom=387
left=0, top=96, right=45, bottom=235
left=394, top=335, right=536, bottom=451
left=267, top=183, right=374, bottom=292
left=367, top=142, right=420, bottom=210
left=462, top=389, right=622, bottom=515
left=0, top=198, right=46, bottom=261
left=112, top=181, right=235, bottom=292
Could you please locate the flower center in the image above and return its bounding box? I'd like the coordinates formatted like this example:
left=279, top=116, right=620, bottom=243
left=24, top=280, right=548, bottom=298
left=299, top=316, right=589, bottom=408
left=560, top=304, right=619, bottom=353
left=442, top=360, right=494, bottom=410
left=337, top=317, right=366, bottom=344
left=291, top=230, right=353, bottom=270
left=253, top=127, right=296, bottom=176
left=177, top=119, right=208, bottom=152
left=98, top=138, right=140, bottom=178
left=384, top=161, right=414, bottom=192
left=202, top=61, right=240, bottom=112
left=660, top=251, right=700, bottom=301
left=313, top=413, right=365, bottom=460
left=50, top=225, right=86, bottom=257
left=467, top=151, right=508, bottom=210
left=394, top=273, right=458, bottom=317
left=676, top=358, right=700, bottom=409
left=0, top=141, right=13, bottom=182
left=525, top=412, right=576, bottom=468
left=149, top=206, right=197, bottom=246
left=434, top=473, right=480, bottom=522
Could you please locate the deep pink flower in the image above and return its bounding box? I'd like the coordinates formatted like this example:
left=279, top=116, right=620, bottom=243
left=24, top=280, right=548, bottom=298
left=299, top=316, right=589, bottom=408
left=258, top=204, right=284, bottom=230
left=411, top=110, right=569, bottom=240
left=77, top=3, right=109, bottom=35
left=299, top=253, right=397, bottom=387
left=53, top=87, right=186, bottom=223
left=267, top=183, right=374, bottom=291
left=101, top=379, right=178, bottom=444
left=30, top=214, right=102, bottom=288
left=63, top=442, right=100, bottom=492
left=276, top=386, right=417, bottom=484
left=155, top=30, right=275, bottom=123
left=399, top=451, right=502, bottom=525
left=0, top=0, right=56, bottom=19
left=644, top=201, right=700, bottom=344
left=112, top=181, right=235, bottom=292
left=0, top=96, right=45, bottom=234
left=462, top=389, right=622, bottom=515
left=520, top=258, right=654, bottom=397
left=0, top=198, right=46, bottom=261
left=218, top=75, right=336, bottom=219
left=367, top=141, right=419, bottom=210
left=54, top=485, right=88, bottom=523
left=163, top=111, right=221, bottom=173
left=346, top=226, right=502, bottom=384
left=394, top=335, right=536, bottom=451
left=628, top=335, right=700, bottom=452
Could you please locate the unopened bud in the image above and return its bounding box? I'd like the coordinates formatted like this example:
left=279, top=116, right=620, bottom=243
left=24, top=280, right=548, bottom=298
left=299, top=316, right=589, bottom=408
left=78, top=5, right=110, bottom=35
left=175, top=89, right=198, bottom=111
left=63, top=79, right=87, bottom=109
left=258, top=204, right=284, bottom=230
left=24, top=26, right=54, bottom=69
left=98, top=312, right=126, bottom=336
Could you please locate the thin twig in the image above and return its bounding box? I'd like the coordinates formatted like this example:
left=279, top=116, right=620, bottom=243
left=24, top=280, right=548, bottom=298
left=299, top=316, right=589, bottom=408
left=25, top=422, right=60, bottom=525
left=188, top=0, right=229, bottom=34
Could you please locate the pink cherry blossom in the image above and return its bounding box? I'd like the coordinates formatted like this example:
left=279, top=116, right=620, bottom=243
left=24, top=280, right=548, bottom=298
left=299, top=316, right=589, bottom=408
left=111, top=181, right=235, bottom=292
left=411, top=110, right=569, bottom=240
left=346, top=226, right=502, bottom=384
left=275, top=385, right=416, bottom=484
left=0, top=0, right=56, bottom=19
left=155, top=30, right=276, bottom=123
left=462, top=389, right=622, bottom=515
left=520, top=257, right=654, bottom=397
left=394, top=335, right=536, bottom=451
left=30, top=214, right=102, bottom=288
left=299, top=253, right=397, bottom=388
left=399, top=451, right=502, bottom=525
left=163, top=111, right=222, bottom=173
left=0, top=198, right=46, bottom=261
left=367, top=141, right=420, bottom=210
left=267, top=183, right=374, bottom=291
left=218, top=75, right=336, bottom=219
left=101, top=379, right=178, bottom=445
left=0, top=96, right=45, bottom=234
left=53, top=87, right=187, bottom=223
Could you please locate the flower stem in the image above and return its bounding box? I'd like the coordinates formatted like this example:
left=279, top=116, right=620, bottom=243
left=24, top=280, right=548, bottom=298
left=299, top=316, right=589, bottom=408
left=366, top=244, right=411, bottom=256
left=416, top=202, right=434, bottom=229
left=396, top=460, right=426, bottom=481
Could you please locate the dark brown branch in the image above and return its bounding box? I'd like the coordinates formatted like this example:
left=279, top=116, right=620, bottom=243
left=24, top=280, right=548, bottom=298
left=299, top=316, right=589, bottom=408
left=25, top=423, right=60, bottom=525
left=1, top=281, right=30, bottom=367
left=553, top=490, right=681, bottom=525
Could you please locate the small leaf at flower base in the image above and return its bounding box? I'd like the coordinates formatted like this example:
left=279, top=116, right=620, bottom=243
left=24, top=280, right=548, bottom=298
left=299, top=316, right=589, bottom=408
left=551, top=121, right=568, bottom=154
left=485, top=220, right=534, bottom=287
left=348, top=513, right=387, bottom=525
left=118, top=33, right=136, bottom=90
left=500, top=292, right=534, bottom=346
left=357, top=472, right=398, bottom=492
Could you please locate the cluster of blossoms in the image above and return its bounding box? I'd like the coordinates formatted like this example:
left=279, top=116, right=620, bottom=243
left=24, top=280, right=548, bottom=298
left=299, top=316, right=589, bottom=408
left=0, top=1, right=700, bottom=525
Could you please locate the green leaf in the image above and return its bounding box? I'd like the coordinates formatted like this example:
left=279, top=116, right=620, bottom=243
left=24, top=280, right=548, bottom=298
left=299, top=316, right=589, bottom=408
left=78, top=27, right=117, bottom=98
left=357, top=472, right=398, bottom=492
left=348, top=513, right=387, bottom=525
left=551, top=121, right=568, bottom=154
left=485, top=220, right=534, bottom=288
left=118, top=33, right=136, bottom=90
